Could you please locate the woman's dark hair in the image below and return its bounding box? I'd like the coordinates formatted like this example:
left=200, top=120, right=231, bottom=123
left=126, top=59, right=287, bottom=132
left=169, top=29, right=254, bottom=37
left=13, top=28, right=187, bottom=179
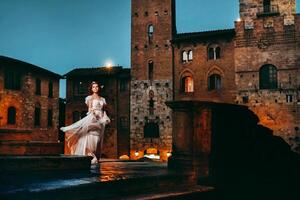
left=89, top=81, right=101, bottom=95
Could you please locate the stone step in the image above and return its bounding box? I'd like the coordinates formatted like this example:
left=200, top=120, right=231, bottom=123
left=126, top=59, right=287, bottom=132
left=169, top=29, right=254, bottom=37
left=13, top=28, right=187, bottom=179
left=0, top=173, right=214, bottom=200
left=0, top=155, right=91, bottom=172
left=0, top=161, right=214, bottom=200
left=0, top=140, right=63, bottom=155
left=125, top=185, right=215, bottom=200
left=0, top=128, right=32, bottom=141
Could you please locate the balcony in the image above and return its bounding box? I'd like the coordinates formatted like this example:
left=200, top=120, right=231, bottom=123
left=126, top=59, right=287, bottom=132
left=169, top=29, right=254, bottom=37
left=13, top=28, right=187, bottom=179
left=257, top=5, right=280, bottom=17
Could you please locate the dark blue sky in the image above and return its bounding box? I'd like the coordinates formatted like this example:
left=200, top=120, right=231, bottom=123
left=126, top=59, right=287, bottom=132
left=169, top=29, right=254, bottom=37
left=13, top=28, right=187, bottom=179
left=0, top=0, right=299, bottom=97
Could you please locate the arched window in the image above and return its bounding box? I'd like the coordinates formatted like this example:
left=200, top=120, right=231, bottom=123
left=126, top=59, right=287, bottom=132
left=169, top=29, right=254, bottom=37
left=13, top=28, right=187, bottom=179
left=36, top=78, right=41, bottom=95
left=120, top=117, right=129, bottom=130
left=181, top=76, right=194, bottom=93
left=120, top=79, right=128, bottom=92
left=48, top=81, right=53, bottom=98
left=34, top=104, right=41, bottom=126
left=47, top=109, right=53, bottom=127
left=208, top=44, right=221, bottom=60
left=148, top=25, right=154, bottom=36
left=182, top=51, right=188, bottom=62
left=215, top=47, right=221, bottom=59
left=208, top=48, right=214, bottom=60
left=263, top=0, right=271, bottom=13
left=7, top=107, right=16, bottom=125
left=4, top=69, right=21, bottom=90
left=148, top=24, right=154, bottom=43
left=72, top=111, right=80, bottom=123
left=182, top=50, right=193, bottom=62
left=149, top=98, right=154, bottom=115
left=149, top=90, right=155, bottom=115
left=259, top=64, right=277, bottom=89
left=208, top=74, right=221, bottom=91
left=148, top=60, right=154, bottom=81
left=188, top=50, right=193, bottom=61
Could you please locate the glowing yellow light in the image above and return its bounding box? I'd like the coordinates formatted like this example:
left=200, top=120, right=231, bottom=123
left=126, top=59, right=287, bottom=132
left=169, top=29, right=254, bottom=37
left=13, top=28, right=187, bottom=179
left=105, top=60, right=113, bottom=68
left=146, top=147, right=158, bottom=154
left=236, top=18, right=241, bottom=22
left=134, top=151, right=139, bottom=157
left=119, top=155, right=130, bottom=160
left=144, top=154, right=160, bottom=160
left=167, top=152, right=172, bottom=157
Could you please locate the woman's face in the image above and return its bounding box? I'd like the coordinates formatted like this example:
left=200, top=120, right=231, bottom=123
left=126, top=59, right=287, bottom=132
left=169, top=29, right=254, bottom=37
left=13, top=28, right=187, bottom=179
left=92, top=83, right=99, bottom=94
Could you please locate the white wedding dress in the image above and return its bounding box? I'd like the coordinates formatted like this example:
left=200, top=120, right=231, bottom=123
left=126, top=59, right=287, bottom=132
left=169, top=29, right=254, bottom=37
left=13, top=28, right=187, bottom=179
left=60, top=96, right=110, bottom=163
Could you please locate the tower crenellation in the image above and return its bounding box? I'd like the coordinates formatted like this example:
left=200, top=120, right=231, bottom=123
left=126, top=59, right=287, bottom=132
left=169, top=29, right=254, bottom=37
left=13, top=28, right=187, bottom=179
left=239, top=0, right=296, bottom=29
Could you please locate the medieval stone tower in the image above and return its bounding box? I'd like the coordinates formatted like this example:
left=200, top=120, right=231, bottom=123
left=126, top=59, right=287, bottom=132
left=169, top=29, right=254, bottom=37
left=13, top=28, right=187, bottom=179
left=130, top=0, right=176, bottom=160
left=235, top=0, right=300, bottom=151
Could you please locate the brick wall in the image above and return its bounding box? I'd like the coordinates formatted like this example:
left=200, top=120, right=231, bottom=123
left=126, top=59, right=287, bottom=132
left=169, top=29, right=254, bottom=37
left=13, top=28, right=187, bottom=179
left=0, top=64, right=60, bottom=143
left=173, top=36, right=236, bottom=103
left=131, top=0, right=175, bottom=80
left=235, top=9, right=300, bottom=152
left=130, top=0, right=175, bottom=160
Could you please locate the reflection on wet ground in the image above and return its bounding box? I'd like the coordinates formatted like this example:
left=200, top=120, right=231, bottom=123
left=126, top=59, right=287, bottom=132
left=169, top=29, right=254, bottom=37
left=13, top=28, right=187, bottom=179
left=0, top=160, right=216, bottom=199
left=97, top=161, right=169, bottom=182
left=0, top=160, right=169, bottom=195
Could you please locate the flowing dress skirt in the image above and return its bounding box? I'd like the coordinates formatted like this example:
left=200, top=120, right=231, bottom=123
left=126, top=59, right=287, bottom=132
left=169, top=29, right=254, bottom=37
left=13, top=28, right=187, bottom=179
left=60, top=111, right=110, bottom=157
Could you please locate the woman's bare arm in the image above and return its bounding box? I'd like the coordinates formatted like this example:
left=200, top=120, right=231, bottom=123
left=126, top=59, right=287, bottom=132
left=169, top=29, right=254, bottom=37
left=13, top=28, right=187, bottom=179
left=88, top=98, right=93, bottom=114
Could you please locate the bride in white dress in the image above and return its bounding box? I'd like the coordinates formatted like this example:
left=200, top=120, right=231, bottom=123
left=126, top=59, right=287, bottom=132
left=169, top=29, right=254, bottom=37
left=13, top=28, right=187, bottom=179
left=60, top=81, right=110, bottom=164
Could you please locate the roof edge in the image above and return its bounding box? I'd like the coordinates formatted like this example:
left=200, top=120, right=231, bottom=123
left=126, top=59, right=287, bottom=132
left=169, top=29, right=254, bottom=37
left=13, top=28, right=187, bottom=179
left=0, top=55, right=63, bottom=79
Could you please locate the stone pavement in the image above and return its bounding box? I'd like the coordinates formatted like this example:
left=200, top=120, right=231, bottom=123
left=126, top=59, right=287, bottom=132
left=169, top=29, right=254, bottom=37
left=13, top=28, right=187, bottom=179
left=0, top=155, right=91, bottom=171
left=0, top=160, right=214, bottom=200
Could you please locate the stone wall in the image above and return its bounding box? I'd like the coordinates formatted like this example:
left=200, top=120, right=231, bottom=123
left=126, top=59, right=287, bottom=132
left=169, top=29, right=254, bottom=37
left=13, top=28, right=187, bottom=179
left=239, top=0, right=296, bottom=28
left=130, top=80, right=173, bottom=160
left=235, top=11, right=300, bottom=152
left=130, top=0, right=175, bottom=160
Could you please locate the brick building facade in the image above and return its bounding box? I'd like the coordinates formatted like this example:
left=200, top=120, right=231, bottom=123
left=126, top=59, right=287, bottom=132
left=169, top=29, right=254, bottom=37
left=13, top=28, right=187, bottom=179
left=132, top=0, right=300, bottom=155
left=130, top=0, right=176, bottom=161
left=0, top=56, right=62, bottom=155
left=235, top=0, right=300, bottom=151
left=64, top=67, right=130, bottom=158
left=172, top=30, right=237, bottom=103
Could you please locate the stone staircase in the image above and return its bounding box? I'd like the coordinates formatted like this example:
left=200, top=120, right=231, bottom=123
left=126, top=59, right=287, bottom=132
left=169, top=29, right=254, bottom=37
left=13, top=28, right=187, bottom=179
left=0, top=155, right=91, bottom=172
left=0, top=140, right=63, bottom=156
left=0, top=161, right=215, bottom=200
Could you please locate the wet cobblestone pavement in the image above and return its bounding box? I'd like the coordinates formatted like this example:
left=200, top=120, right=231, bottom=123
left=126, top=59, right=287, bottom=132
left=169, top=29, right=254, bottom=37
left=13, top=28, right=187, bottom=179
left=0, top=160, right=214, bottom=199
left=1, top=161, right=164, bottom=191
left=96, top=160, right=169, bottom=181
